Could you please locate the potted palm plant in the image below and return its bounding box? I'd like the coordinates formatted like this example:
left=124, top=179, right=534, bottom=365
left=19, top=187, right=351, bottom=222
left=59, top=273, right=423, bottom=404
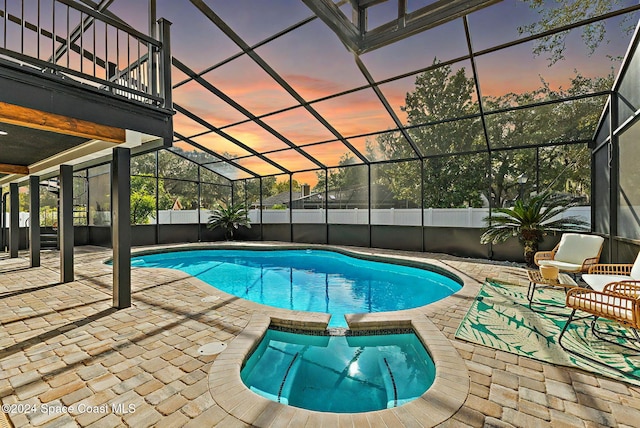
left=480, top=191, right=589, bottom=266
left=206, top=203, right=251, bottom=241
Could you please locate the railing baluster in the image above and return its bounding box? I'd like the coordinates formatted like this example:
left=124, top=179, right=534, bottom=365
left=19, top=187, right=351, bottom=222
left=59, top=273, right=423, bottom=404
left=21, top=0, right=24, bottom=55
left=92, top=18, right=96, bottom=78
left=127, top=34, right=132, bottom=98
left=148, top=41, right=155, bottom=98
left=137, top=39, right=141, bottom=93
left=1, top=0, right=166, bottom=105
left=51, top=0, right=55, bottom=64
left=104, top=18, right=107, bottom=80
left=3, top=0, right=7, bottom=49
left=65, top=3, right=69, bottom=68
left=79, top=11, right=83, bottom=73
left=37, top=0, right=40, bottom=59
left=115, top=27, right=119, bottom=91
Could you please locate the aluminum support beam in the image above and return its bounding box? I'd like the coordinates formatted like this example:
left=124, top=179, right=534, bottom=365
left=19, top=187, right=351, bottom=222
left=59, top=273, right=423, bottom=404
left=59, top=165, right=74, bottom=282
left=9, top=183, right=19, bottom=258
left=608, top=94, right=619, bottom=261
left=112, top=147, right=131, bottom=309
left=29, top=175, right=40, bottom=267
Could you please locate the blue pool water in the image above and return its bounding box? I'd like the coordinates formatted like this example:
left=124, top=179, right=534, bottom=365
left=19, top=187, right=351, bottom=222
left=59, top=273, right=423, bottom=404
left=241, top=329, right=436, bottom=413
left=131, top=249, right=461, bottom=327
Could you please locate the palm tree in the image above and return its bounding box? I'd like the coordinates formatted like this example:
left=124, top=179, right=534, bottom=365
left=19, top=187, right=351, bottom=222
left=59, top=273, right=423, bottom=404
left=480, top=192, right=589, bottom=266
left=207, top=204, right=251, bottom=241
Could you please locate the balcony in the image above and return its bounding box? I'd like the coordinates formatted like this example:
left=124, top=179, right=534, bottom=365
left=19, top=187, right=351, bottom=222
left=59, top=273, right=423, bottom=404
left=0, top=0, right=173, bottom=185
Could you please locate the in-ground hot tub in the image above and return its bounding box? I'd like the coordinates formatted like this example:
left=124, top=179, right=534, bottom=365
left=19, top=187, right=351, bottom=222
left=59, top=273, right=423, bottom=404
left=241, top=328, right=436, bottom=413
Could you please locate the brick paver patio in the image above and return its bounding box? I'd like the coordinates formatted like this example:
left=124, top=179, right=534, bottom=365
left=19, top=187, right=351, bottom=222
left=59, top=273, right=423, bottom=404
left=1, top=243, right=639, bottom=427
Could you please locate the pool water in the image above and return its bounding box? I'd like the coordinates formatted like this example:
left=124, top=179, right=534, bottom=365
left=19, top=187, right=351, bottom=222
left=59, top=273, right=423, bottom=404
left=131, top=249, right=461, bottom=327
left=241, top=329, right=436, bottom=413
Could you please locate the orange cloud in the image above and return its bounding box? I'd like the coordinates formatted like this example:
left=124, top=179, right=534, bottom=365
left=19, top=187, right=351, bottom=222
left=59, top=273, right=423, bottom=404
left=191, top=133, right=251, bottom=159
left=203, top=64, right=299, bottom=114
left=300, top=142, right=361, bottom=167
left=235, top=156, right=285, bottom=176
left=311, top=89, right=396, bottom=137
left=173, top=113, right=209, bottom=137
left=261, top=108, right=337, bottom=144
left=292, top=171, right=320, bottom=187
left=283, top=74, right=349, bottom=102
left=173, top=80, right=247, bottom=127
left=266, top=149, right=320, bottom=172
left=223, top=122, right=290, bottom=152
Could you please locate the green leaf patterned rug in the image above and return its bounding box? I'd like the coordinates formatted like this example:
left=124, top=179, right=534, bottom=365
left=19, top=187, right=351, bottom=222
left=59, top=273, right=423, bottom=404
left=455, top=280, right=640, bottom=386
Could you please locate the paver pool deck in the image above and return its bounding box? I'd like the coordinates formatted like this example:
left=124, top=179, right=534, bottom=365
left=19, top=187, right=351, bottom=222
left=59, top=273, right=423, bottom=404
left=1, top=243, right=639, bottom=427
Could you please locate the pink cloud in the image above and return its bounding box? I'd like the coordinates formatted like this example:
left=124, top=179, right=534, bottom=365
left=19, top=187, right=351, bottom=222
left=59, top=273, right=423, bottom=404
left=283, top=74, right=348, bottom=101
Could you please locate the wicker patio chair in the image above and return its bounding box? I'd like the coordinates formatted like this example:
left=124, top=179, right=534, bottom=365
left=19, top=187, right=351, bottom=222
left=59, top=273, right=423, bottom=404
left=558, top=280, right=640, bottom=376
left=582, top=252, right=640, bottom=292
left=535, top=233, right=604, bottom=275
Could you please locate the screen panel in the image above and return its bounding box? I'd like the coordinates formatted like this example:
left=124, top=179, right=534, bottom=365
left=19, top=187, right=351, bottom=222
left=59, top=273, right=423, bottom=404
left=618, top=119, right=640, bottom=239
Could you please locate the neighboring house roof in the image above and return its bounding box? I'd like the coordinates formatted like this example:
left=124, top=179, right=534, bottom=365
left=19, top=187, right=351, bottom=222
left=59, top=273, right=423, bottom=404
left=259, top=191, right=293, bottom=207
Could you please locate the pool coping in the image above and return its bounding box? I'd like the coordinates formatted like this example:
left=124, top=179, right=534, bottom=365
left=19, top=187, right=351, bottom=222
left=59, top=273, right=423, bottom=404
left=208, top=313, right=469, bottom=426
left=127, top=242, right=463, bottom=286
left=127, top=242, right=474, bottom=425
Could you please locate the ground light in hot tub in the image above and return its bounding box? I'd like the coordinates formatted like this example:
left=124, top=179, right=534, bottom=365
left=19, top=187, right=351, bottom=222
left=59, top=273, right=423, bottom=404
left=240, top=329, right=435, bottom=413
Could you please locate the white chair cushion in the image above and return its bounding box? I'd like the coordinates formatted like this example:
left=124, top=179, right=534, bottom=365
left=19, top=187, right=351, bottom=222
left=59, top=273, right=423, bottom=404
left=582, top=274, right=632, bottom=292
left=554, top=233, right=604, bottom=265
left=539, top=260, right=582, bottom=273
left=631, top=253, right=640, bottom=280
left=567, top=292, right=635, bottom=323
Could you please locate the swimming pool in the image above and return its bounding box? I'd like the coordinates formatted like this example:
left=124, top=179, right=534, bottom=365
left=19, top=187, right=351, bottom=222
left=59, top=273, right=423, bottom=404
left=241, top=329, right=435, bottom=413
left=131, top=248, right=462, bottom=327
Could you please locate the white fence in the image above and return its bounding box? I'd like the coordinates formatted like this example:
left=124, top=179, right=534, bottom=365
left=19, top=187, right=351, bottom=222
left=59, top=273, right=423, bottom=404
left=4, top=207, right=591, bottom=228
left=1, top=213, right=31, bottom=227
left=251, top=206, right=591, bottom=227
left=247, top=207, right=591, bottom=227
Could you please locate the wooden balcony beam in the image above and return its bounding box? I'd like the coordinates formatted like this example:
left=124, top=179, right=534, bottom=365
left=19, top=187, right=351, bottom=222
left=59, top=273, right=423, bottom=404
left=0, top=101, right=126, bottom=143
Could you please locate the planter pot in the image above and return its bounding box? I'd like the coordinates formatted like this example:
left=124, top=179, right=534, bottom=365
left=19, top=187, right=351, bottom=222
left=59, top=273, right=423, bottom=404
left=540, top=265, right=559, bottom=281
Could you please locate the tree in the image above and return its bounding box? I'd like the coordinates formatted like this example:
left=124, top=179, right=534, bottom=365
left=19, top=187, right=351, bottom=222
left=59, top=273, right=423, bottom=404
left=480, top=191, right=589, bottom=266
left=232, top=177, right=277, bottom=207
left=369, top=62, right=487, bottom=208
left=207, top=204, right=251, bottom=240
left=158, top=150, right=199, bottom=209
left=272, top=178, right=300, bottom=194
left=313, top=154, right=363, bottom=192
left=484, top=72, right=613, bottom=206
left=362, top=63, right=609, bottom=209
left=518, top=0, right=637, bottom=65
left=130, top=175, right=156, bottom=225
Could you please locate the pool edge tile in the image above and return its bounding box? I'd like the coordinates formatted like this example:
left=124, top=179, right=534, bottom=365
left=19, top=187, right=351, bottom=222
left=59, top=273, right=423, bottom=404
left=208, top=308, right=470, bottom=426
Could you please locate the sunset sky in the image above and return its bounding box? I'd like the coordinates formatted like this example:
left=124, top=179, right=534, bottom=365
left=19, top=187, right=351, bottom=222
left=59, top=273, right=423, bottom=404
left=102, top=0, right=638, bottom=185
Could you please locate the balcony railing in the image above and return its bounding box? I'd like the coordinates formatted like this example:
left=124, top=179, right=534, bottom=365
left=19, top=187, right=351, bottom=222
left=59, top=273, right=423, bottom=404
left=0, top=0, right=171, bottom=108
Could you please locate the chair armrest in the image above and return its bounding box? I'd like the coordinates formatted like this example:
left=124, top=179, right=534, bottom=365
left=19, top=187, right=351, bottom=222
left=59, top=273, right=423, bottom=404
left=534, top=243, right=559, bottom=267
left=566, top=287, right=640, bottom=328
left=580, top=257, right=601, bottom=273
left=603, top=280, right=640, bottom=298
left=587, top=264, right=633, bottom=275
left=565, top=287, right=592, bottom=299
left=534, top=251, right=554, bottom=266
